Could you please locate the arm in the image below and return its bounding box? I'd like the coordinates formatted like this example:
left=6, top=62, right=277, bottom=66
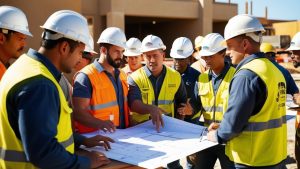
left=128, top=76, right=165, bottom=132
left=174, top=79, right=188, bottom=118
left=208, top=70, right=266, bottom=143
left=72, top=73, right=115, bottom=132
left=12, top=77, right=90, bottom=168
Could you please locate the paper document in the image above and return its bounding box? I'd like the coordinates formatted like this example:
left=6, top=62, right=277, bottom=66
left=82, top=115, right=217, bottom=169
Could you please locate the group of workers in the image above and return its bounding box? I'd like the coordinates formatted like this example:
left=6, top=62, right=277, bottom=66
left=1, top=5, right=300, bottom=169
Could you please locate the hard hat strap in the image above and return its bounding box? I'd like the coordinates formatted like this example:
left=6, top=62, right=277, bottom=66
left=41, top=31, right=64, bottom=40
left=245, top=32, right=262, bottom=43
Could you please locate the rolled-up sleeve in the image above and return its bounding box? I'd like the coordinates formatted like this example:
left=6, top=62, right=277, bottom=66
left=127, top=76, right=142, bottom=108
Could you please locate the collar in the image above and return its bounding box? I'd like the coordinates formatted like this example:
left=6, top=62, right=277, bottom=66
left=235, top=52, right=265, bottom=71
left=143, top=65, right=166, bottom=77
left=93, top=59, right=120, bottom=74
left=27, top=48, right=61, bottom=82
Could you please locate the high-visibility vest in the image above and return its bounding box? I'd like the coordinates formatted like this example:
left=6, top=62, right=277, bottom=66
left=198, top=67, right=235, bottom=126
left=130, top=66, right=181, bottom=124
left=0, top=61, right=6, bottom=80
left=225, top=58, right=287, bottom=166
left=76, top=63, right=129, bottom=133
left=0, top=54, right=74, bottom=169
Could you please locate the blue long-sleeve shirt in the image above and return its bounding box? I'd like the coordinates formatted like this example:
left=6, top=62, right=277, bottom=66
left=127, top=65, right=187, bottom=117
left=6, top=49, right=90, bottom=169
left=72, top=59, right=126, bottom=128
left=216, top=53, right=268, bottom=143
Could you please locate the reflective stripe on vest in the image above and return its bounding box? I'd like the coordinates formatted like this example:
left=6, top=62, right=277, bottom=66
left=225, top=58, right=287, bottom=166
left=89, top=101, right=118, bottom=111
left=0, top=54, right=74, bottom=168
left=0, top=134, right=73, bottom=162
left=76, top=63, right=129, bottom=133
left=198, top=67, right=235, bottom=126
left=244, top=115, right=286, bottom=132
left=130, top=66, right=181, bottom=124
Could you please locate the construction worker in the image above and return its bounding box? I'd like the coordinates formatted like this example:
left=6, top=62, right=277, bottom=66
left=128, top=35, right=187, bottom=169
left=72, top=27, right=129, bottom=134
left=122, top=37, right=143, bottom=75
left=170, top=37, right=200, bottom=169
left=170, top=37, right=200, bottom=124
left=189, top=33, right=235, bottom=169
left=260, top=42, right=299, bottom=95
left=0, top=10, right=110, bottom=168
left=0, top=6, right=32, bottom=80
left=207, top=14, right=287, bottom=168
left=286, top=32, right=300, bottom=169
left=191, top=35, right=207, bottom=73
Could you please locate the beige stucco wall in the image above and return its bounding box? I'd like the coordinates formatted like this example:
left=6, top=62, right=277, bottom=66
left=273, top=21, right=300, bottom=39
left=1, top=0, right=237, bottom=54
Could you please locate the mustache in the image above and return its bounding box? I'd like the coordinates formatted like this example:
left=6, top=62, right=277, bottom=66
left=17, top=47, right=24, bottom=52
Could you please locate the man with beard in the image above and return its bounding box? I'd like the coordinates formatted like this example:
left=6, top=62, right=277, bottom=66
left=0, top=6, right=32, bottom=80
left=286, top=32, right=300, bottom=168
left=72, top=27, right=130, bottom=134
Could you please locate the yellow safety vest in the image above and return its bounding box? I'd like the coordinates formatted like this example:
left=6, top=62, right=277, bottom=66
left=198, top=67, right=235, bottom=126
left=130, top=66, right=181, bottom=124
left=225, top=58, right=287, bottom=166
left=0, top=54, right=74, bottom=169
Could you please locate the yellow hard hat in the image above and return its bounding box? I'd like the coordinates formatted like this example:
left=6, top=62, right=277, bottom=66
left=260, top=42, right=275, bottom=53
left=194, top=35, right=204, bottom=49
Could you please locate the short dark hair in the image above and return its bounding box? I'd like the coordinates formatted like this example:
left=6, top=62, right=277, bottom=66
left=99, top=43, right=112, bottom=51
left=41, top=29, right=80, bottom=53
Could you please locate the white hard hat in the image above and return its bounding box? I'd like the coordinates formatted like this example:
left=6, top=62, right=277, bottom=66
left=224, top=14, right=265, bottom=41
left=41, top=10, right=90, bottom=48
left=0, top=6, right=32, bottom=36
left=200, top=33, right=226, bottom=57
left=84, top=35, right=98, bottom=54
left=141, top=35, right=166, bottom=53
left=170, top=37, right=194, bottom=59
left=194, top=36, right=204, bottom=49
left=97, top=27, right=126, bottom=49
left=286, top=32, right=300, bottom=51
left=124, top=37, right=142, bottom=56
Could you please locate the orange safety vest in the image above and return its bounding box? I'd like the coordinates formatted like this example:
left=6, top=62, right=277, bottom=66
left=75, top=63, right=129, bottom=133
left=0, top=61, right=6, bottom=80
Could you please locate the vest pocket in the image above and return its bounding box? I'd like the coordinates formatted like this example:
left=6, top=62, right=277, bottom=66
left=141, top=88, right=149, bottom=104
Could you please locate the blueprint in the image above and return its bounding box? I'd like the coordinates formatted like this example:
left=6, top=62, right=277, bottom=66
left=82, top=115, right=217, bottom=169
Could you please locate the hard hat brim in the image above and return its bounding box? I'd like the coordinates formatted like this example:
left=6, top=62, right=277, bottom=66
left=170, top=50, right=193, bottom=59
left=124, top=50, right=142, bottom=57
left=141, top=46, right=166, bottom=53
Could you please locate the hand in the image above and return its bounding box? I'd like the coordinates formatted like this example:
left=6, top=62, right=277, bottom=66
left=293, top=93, right=300, bottom=105
left=86, top=151, right=110, bottom=168
left=149, top=106, right=165, bottom=132
left=207, top=130, right=218, bottom=142
left=208, top=122, right=220, bottom=131
left=97, top=120, right=116, bottom=133
left=83, top=135, right=115, bottom=151
left=177, top=98, right=193, bottom=116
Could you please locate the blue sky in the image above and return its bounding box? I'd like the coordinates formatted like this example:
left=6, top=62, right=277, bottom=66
left=216, top=0, right=300, bottom=20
